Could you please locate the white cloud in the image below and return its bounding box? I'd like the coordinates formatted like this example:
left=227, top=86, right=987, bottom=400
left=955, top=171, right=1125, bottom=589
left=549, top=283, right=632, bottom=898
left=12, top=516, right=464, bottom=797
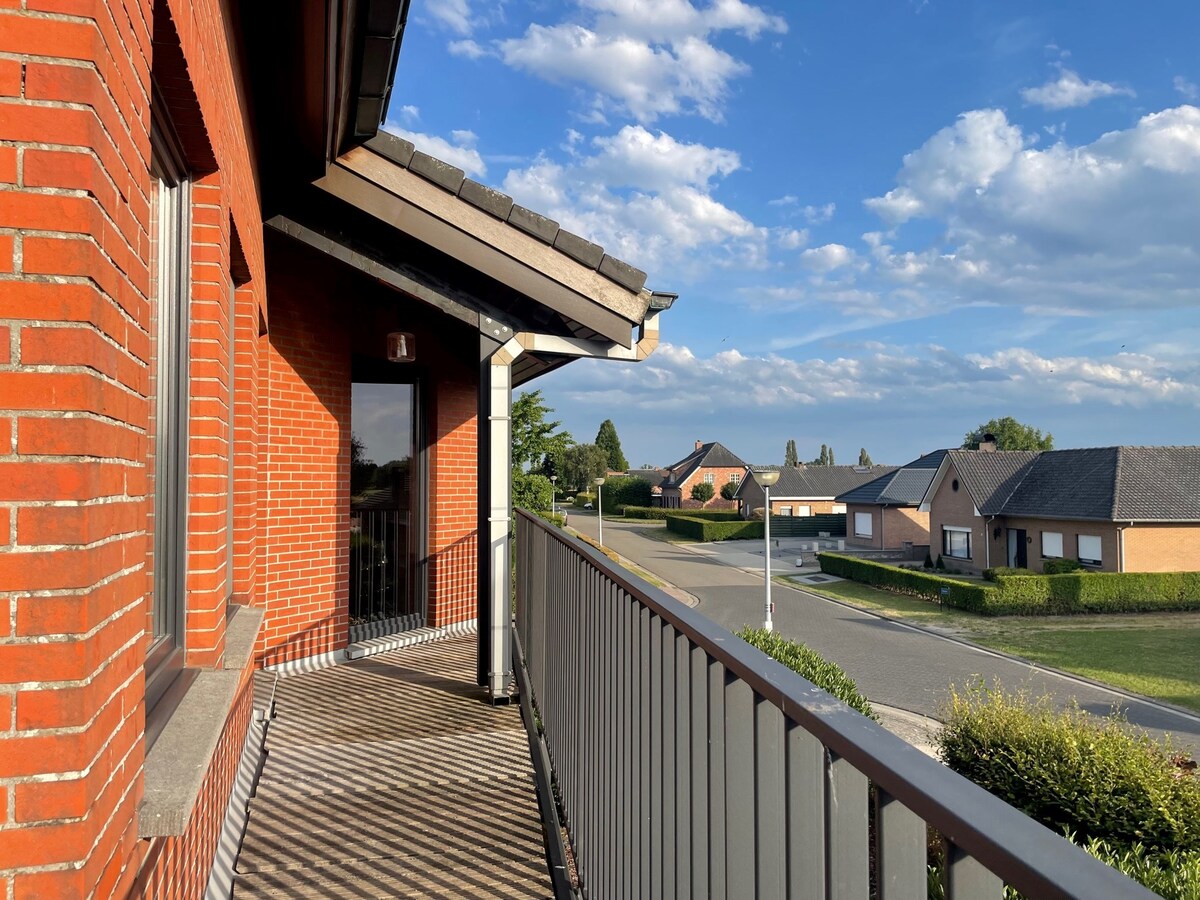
left=803, top=202, right=836, bottom=224
left=425, top=0, right=473, bottom=36
left=1020, top=67, right=1135, bottom=110
left=497, top=1, right=786, bottom=123
left=448, top=39, right=488, bottom=59
left=801, top=243, right=854, bottom=272
left=1175, top=75, right=1199, bottom=101
left=381, top=125, right=487, bottom=178
left=777, top=228, right=808, bottom=250
left=397, top=105, right=420, bottom=123
left=768, top=194, right=798, bottom=207
left=499, top=126, right=765, bottom=271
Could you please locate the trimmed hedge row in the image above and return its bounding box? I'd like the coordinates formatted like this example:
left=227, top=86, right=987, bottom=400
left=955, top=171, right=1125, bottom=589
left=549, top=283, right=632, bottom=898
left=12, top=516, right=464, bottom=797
left=990, top=571, right=1200, bottom=615
left=818, top=552, right=994, bottom=613
left=737, top=627, right=875, bottom=719
left=571, top=492, right=595, bottom=509
left=667, top=515, right=764, bottom=541
left=622, top=506, right=743, bottom=521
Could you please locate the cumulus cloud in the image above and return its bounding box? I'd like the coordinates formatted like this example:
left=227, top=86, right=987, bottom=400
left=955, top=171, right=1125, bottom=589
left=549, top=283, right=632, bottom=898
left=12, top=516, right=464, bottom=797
left=777, top=228, right=808, bottom=250
left=496, top=1, right=787, bottom=122
left=499, top=125, right=765, bottom=270
left=381, top=125, right=487, bottom=178
left=425, top=0, right=474, bottom=36
left=449, top=39, right=488, bottom=59
left=1175, top=75, right=1199, bottom=101
left=1021, top=67, right=1135, bottom=110
left=801, top=243, right=855, bottom=272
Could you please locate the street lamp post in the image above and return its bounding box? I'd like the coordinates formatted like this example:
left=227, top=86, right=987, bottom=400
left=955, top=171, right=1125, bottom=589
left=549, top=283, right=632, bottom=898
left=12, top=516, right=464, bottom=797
left=550, top=475, right=558, bottom=521
left=594, top=477, right=606, bottom=546
left=753, top=470, right=781, bottom=631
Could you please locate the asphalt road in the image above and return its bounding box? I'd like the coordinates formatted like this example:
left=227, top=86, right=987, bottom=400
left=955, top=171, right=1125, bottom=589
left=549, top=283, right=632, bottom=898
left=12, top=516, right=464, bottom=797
left=565, top=512, right=1200, bottom=753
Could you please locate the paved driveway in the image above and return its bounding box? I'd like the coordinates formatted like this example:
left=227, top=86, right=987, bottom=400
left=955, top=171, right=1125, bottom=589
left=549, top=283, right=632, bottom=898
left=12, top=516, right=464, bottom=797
left=565, top=513, right=1200, bottom=753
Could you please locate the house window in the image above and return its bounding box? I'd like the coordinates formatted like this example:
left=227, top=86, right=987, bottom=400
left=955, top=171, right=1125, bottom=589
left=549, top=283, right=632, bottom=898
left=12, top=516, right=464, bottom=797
left=145, top=108, right=193, bottom=738
left=832, top=504, right=846, bottom=514
left=796, top=505, right=812, bottom=517
left=1042, top=531, right=1063, bottom=559
left=943, top=526, right=971, bottom=559
left=779, top=506, right=793, bottom=517
left=854, top=512, right=873, bottom=537
left=1078, top=534, right=1102, bottom=566
left=704, top=473, right=715, bottom=484
left=729, top=472, right=740, bottom=484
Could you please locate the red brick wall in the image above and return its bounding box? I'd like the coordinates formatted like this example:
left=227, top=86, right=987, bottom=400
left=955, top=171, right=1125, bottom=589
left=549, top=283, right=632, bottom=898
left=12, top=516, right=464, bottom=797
left=1122, top=524, right=1200, bottom=573
left=428, top=377, right=478, bottom=627
left=0, top=0, right=263, bottom=894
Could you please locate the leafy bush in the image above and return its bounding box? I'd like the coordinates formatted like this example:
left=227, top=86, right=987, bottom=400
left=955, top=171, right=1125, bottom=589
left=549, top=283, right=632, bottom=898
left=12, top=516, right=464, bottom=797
left=990, top=571, right=1200, bottom=615
left=535, top=510, right=565, bottom=528
left=818, top=553, right=995, bottom=613
left=513, top=472, right=553, bottom=511
left=572, top=492, right=595, bottom=509
left=667, top=516, right=763, bottom=541
left=982, top=565, right=1032, bottom=581
left=690, top=481, right=715, bottom=503
left=720, top=480, right=739, bottom=500
left=937, top=683, right=1200, bottom=853
left=599, top=475, right=652, bottom=511
left=737, top=628, right=876, bottom=719
left=1043, top=557, right=1084, bottom=575
left=622, top=506, right=742, bottom=521
left=1070, top=836, right=1200, bottom=900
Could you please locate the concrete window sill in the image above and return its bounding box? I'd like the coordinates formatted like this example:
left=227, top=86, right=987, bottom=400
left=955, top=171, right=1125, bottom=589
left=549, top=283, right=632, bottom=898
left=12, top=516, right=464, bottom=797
left=138, top=604, right=264, bottom=838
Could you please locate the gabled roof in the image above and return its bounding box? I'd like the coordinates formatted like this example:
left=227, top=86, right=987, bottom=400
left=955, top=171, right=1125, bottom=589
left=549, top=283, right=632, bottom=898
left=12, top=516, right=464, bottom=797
left=946, top=449, right=1040, bottom=514
left=735, top=465, right=897, bottom=500
left=838, top=450, right=948, bottom=506
left=1112, top=446, right=1200, bottom=520
left=661, top=442, right=747, bottom=488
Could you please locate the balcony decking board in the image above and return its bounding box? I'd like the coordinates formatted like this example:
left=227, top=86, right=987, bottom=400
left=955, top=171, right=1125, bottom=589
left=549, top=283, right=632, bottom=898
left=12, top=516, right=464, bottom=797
left=233, top=634, right=553, bottom=898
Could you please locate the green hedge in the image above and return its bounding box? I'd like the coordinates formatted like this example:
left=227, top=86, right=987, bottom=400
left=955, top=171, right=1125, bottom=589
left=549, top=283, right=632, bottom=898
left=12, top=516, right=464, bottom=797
left=737, top=628, right=876, bottom=719
left=818, top=552, right=994, bottom=613
left=599, top=475, right=652, bottom=511
left=572, top=492, right=595, bottom=509
left=622, top=506, right=742, bottom=521
left=938, top=683, right=1200, bottom=854
left=990, top=571, right=1200, bottom=615
left=667, top=516, right=764, bottom=541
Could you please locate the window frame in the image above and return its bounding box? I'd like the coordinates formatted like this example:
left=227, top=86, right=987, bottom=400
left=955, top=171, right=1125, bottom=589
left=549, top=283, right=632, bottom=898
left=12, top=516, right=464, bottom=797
left=779, top=506, right=793, bottom=517
left=943, top=526, right=972, bottom=559
left=1041, top=531, right=1063, bottom=559
left=854, top=511, right=873, bottom=538
left=1077, top=534, right=1103, bottom=567
left=728, top=472, right=740, bottom=485
left=703, top=472, right=715, bottom=485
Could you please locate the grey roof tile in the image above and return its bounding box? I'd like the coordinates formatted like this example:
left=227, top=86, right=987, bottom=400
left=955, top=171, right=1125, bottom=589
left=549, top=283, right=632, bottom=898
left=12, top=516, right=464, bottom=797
left=365, top=132, right=415, bottom=167
left=553, top=230, right=605, bottom=269
left=408, top=151, right=466, bottom=194
left=598, top=254, right=647, bottom=293
left=1113, top=447, right=1200, bottom=520
left=948, top=450, right=1040, bottom=514
left=507, top=205, right=560, bottom=244
left=458, top=179, right=514, bottom=220
left=661, top=442, right=747, bottom=487
left=764, top=465, right=898, bottom=498
left=837, top=449, right=949, bottom=505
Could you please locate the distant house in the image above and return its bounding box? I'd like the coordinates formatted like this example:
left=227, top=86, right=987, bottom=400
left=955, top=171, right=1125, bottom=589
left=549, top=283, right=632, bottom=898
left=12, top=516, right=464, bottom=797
left=921, top=445, right=1200, bottom=573
left=735, top=464, right=897, bottom=518
left=659, top=441, right=748, bottom=508
left=837, top=451, right=949, bottom=550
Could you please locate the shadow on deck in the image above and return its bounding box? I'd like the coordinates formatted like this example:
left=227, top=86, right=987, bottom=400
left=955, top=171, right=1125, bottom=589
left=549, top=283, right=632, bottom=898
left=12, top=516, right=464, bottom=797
left=233, top=634, right=554, bottom=898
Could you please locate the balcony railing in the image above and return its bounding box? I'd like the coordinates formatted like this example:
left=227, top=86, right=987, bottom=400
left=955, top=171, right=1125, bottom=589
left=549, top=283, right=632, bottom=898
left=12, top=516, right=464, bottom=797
left=513, top=509, right=1153, bottom=899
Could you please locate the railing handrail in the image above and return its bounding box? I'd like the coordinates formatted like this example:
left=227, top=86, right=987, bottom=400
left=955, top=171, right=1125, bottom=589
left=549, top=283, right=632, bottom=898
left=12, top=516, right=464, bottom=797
left=515, top=509, right=1156, bottom=899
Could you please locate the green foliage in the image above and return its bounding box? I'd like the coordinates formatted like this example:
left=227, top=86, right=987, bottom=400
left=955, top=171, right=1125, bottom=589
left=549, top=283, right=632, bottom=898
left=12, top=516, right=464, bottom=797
left=599, top=475, right=652, bottom=511
left=818, top=553, right=995, bottom=613
left=935, top=554, right=946, bottom=570
left=690, top=481, right=715, bottom=503
left=562, top=443, right=608, bottom=492
left=983, top=566, right=1032, bottom=581
left=622, top=507, right=742, bottom=521
left=784, top=439, right=798, bottom=468
left=1044, top=557, right=1084, bottom=575
left=535, top=510, right=565, bottom=528
left=1068, top=836, right=1200, bottom=899
left=924, top=551, right=934, bottom=569
left=858, top=447, right=873, bottom=466
left=594, top=419, right=629, bottom=471
left=719, top=480, right=739, bottom=500
left=810, top=443, right=835, bottom=465
left=667, top=516, right=763, bottom=541
left=512, top=390, right=573, bottom=474
left=572, top=492, right=595, bottom=509
left=937, top=683, right=1200, bottom=853
left=988, top=571, right=1200, bottom=615
left=512, top=473, right=553, bottom=511
left=963, top=416, right=1054, bottom=451
left=737, top=628, right=876, bottom=720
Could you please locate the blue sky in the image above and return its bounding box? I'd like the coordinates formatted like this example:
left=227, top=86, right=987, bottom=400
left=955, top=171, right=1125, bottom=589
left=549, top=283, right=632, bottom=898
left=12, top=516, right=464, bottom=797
left=387, top=0, right=1200, bottom=468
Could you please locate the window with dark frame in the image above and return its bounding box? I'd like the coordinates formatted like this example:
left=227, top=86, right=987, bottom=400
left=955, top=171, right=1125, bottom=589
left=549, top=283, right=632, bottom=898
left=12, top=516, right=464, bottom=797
left=943, top=526, right=971, bottom=559
left=1041, top=530, right=1064, bottom=559
left=1078, top=534, right=1103, bottom=566
left=144, top=106, right=194, bottom=745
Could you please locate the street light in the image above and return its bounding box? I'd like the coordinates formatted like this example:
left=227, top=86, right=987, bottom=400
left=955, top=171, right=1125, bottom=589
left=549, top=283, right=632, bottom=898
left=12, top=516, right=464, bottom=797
left=752, top=470, right=781, bottom=631
left=594, top=477, right=606, bottom=546
left=550, top=475, right=558, bottom=521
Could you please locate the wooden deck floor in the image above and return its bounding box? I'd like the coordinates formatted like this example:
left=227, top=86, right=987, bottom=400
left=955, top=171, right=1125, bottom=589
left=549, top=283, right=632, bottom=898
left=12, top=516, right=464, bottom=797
left=233, top=634, right=554, bottom=898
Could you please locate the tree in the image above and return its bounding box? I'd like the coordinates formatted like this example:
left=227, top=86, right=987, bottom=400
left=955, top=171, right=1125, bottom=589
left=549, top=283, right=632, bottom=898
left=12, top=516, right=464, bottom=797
left=512, top=473, right=553, bottom=511
left=962, top=416, right=1054, bottom=451
left=784, top=439, right=798, bottom=467
left=811, top=443, right=835, bottom=466
left=720, top=480, right=739, bottom=500
left=691, top=482, right=715, bottom=503
left=594, top=419, right=629, bottom=471
left=858, top=447, right=873, bottom=466
left=512, top=390, right=573, bottom=474
left=562, top=443, right=608, bottom=492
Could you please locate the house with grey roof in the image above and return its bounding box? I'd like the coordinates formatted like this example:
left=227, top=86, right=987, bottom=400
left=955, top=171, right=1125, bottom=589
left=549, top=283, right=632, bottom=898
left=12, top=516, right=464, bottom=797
left=659, top=441, right=749, bottom=508
left=920, top=445, right=1200, bottom=573
left=836, top=451, right=948, bottom=551
left=735, top=464, right=897, bottom=519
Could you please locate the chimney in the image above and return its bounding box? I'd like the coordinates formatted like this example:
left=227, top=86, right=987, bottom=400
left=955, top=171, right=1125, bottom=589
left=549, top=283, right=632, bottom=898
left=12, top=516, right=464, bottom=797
left=695, top=439, right=703, bottom=451
left=979, top=433, right=997, bottom=453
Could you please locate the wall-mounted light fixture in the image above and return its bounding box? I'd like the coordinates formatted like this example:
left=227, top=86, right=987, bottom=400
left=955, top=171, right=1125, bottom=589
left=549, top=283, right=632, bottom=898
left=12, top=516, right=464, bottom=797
left=387, top=331, right=415, bottom=362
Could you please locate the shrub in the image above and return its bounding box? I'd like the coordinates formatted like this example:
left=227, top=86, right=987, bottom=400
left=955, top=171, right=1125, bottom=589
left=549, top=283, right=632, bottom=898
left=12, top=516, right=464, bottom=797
left=690, top=481, right=715, bottom=503
left=934, top=554, right=945, bottom=570
left=923, top=551, right=934, bottom=569
left=667, top=516, right=763, bottom=541
left=1044, top=557, right=1084, bottom=575
left=989, top=571, right=1200, bottom=616
left=1070, top=837, right=1200, bottom=900
left=982, top=565, right=1032, bottom=581
left=513, top=472, right=553, bottom=511
left=622, top=506, right=741, bottom=521
left=572, top=492, right=595, bottom=509
left=937, top=683, right=1200, bottom=853
left=818, top=553, right=995, bottom=614
left=719, top=480, right=739, bottom=500
left=599, top=475, right=652, bottom=511
left=737, top=628, right=876, bottom=719
left=535, top=510, right=565, bottom=528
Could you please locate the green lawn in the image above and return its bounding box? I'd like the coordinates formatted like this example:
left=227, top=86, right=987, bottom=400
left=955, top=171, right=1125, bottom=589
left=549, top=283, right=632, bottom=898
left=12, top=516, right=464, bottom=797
left=790, top=577, right=1200, bottom=712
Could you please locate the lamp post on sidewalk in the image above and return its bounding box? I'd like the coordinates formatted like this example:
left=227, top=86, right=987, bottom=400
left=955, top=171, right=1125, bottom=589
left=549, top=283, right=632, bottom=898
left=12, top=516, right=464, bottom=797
left=550, top=475, right=557, bottom=521
left=594, top=477, right=606, bottom=547
left=753, top=469, right=781, bottom=631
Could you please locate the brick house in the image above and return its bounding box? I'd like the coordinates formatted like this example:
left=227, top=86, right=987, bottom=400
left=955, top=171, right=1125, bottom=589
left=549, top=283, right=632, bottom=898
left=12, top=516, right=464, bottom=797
left=838, top=451, right=948, bottom=551
left=921, top=446, right=1200, bottom=574
left=658, top=441, right=748, bottom=508
left=734, top=464, right=897, bottom=518
left=0, top=2, right=670, bottom=896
